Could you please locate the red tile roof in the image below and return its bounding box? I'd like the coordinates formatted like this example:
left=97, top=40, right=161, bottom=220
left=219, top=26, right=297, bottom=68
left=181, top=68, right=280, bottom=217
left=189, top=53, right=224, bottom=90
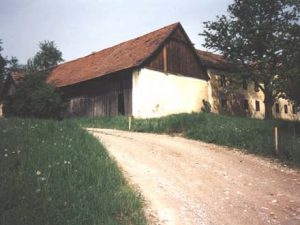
left=196, top=50, right=235, bottom=72
left=47, top=23, right=180, bottom=87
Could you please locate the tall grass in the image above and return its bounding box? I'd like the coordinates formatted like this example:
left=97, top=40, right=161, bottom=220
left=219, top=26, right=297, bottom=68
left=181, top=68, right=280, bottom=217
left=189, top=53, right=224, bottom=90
left=76, top=113, right=300, bottom=167
left=0, top=118, right=146, bottom=225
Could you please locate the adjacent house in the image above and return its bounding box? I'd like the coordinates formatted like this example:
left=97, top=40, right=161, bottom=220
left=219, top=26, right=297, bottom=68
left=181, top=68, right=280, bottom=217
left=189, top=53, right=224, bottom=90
left=47, top=23, right=209, bottom=118
left=197, top=50, right=300, bottom=121
left=0, top=70, right=24, bottom=116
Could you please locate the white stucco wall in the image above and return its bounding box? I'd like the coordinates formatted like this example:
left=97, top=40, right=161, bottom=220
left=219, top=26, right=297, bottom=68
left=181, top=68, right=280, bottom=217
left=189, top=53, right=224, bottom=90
left=132, top=68, right=208, bottom=118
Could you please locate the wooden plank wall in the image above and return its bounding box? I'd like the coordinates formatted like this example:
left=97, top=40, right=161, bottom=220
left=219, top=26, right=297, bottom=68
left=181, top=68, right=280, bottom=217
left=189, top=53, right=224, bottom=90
left=61, top=70, right=132, bottom=117
left=146, top=27, right=206, bottom=80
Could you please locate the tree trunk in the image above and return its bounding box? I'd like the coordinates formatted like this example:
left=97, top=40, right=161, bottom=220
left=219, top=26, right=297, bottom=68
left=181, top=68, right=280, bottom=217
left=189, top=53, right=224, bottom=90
left=264, top=90, right=274, bottom=120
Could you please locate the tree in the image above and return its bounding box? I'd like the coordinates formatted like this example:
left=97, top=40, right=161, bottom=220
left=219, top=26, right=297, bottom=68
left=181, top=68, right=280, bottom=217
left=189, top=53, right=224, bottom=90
left=0, top=39, right=7, bottom=82
left=29, top=40, right=63, bottom=72
left=7, top=56, right=22, bottom=70
left=3, top=40, right=65, bottom=118
left=3, top=71, right=64, bottom=119
left=201, top=0, right=300, bottom=119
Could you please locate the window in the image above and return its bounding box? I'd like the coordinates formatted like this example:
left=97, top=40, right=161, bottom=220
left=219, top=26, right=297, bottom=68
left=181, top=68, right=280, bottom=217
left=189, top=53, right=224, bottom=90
left=293, top=105, right=297, bottom=114
left=243, top=99, right=249, bottom=110
left=254, top=81, right=259, bottom=92
left=284, top=105, right=288, bottom=114
left=255, top=100, right=260, bottom=112
left=275, top=103, right=280, bottom=113
left=220, top=98, right=227, bottom=108
left=220, top=75, right=226, bottom=87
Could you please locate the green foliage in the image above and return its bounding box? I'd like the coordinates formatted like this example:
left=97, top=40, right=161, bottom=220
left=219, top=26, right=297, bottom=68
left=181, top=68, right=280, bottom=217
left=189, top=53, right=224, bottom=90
left=201, top=100, right=211, bottom=113
left=7, top=56, right=22, bottom=70
left=27, top=41, right=63, bottom=72
left=0, top=118, right=146, bottom=225
left=76, top=113, right=300, bottom=167
left=201, top=0, right=300, bottom=119
left=3, top=71, right=64, bottom=119
left=0, top=39, right=7, bottom=82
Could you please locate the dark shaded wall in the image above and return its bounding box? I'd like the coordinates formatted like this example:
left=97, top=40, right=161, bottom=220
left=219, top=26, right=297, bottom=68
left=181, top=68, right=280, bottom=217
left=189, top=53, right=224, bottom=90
left=61, top=70, right=132, bottom=117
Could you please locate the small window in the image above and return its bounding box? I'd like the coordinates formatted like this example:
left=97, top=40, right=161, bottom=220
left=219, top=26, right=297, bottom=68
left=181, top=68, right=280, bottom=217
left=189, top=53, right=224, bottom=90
left=243, top=99, right=249, bottom=110
left=220, top=75, right=226, bottom=87
left=292, top=105, right=297, bottom=114
left=275, top=103, right=280, bottom=113
left=221, top=98, right=227, bottom=108
left=255, top=100, right=260, bottom=112
left=284, top=105, right=288, bottom=114
left=242, top=79, right=248, bottom=90
left=254, top=81, right=259, bottom=92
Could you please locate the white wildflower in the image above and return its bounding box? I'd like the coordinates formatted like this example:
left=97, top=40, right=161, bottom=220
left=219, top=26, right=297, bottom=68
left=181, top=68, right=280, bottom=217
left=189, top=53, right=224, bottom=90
left=4, top=148, right=8, bottom=152
left=4, top=153, right=8, bottom=157
left=36, top=170, right=42, bottom=176
left=40, top=177, right=46, bottom=181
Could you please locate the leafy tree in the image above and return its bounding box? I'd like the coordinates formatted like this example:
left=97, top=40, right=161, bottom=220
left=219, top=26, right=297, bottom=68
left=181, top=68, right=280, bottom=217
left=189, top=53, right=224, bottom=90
left=0, top=39, right=7, bottom=82
left=3, top=71, right=64, bottom=119
left=29, top=40, right=63, bottom=72
left=3, top=40, right=65, bottom=118
left=201, top=0, right=300, bottom=119
left=7, top=56, right=22, bottom=70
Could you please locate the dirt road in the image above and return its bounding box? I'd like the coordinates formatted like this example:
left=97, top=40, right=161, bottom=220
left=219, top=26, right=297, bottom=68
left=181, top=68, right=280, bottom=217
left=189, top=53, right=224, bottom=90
left=88, top=128, right=300, bottom=225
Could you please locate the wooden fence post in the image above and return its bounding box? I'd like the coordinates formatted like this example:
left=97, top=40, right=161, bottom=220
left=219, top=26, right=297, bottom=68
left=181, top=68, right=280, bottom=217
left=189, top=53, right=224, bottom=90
left=128, top=116, right=132, bottom=131
left=274, top=127, right=278, bottom=155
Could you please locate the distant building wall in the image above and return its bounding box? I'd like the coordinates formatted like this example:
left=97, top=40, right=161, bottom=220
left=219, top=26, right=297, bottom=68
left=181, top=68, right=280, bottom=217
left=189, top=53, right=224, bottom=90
left=208, top=69, right=300, bottom=121
left=132, top=68, right=208, bottom=118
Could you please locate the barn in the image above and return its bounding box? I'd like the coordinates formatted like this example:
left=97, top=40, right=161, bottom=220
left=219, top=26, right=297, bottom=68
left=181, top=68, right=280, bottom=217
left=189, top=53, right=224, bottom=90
left=47, top=23, right=209, bottom=118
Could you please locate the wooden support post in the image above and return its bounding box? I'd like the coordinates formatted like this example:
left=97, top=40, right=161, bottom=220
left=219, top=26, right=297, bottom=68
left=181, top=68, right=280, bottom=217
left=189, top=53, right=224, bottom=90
left=128, top=116, right=132, bottom=131
left=274, top=127, right=278, bottom=155
left=163, top=46, right=168, bottom=73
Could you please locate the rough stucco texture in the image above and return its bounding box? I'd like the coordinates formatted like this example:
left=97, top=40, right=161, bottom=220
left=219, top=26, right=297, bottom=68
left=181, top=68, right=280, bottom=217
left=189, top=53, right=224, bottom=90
left=132, top=68, right=208, bottom=118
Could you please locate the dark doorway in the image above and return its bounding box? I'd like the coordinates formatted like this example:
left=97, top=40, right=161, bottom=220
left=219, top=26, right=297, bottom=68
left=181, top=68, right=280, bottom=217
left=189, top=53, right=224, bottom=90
left=118, top=93, right=125, bottom=115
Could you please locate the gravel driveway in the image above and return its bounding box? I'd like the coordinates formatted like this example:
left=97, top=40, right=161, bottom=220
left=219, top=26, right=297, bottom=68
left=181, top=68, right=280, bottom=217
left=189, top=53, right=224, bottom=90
left=88, top=128, right=300, bottom=225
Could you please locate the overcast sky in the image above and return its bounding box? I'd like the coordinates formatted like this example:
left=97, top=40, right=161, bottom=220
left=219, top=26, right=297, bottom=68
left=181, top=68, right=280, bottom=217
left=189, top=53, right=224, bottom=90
left=0, top=0, right=232, bottom=64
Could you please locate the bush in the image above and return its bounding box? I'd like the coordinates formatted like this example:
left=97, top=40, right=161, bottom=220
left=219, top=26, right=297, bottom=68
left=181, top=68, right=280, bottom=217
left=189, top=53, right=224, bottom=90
left=3, top=71, right=64, bottom=119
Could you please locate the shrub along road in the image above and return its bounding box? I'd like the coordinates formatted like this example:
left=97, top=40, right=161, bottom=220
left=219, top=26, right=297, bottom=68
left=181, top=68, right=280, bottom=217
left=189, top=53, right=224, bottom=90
left=88, top=128, right=300, bottom=225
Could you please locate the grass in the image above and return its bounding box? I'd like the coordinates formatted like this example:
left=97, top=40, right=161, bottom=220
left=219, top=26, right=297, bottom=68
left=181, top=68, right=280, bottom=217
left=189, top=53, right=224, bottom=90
left=76, top=113, right=300, bottom=167
left=0, top=118, right=146, bottom=225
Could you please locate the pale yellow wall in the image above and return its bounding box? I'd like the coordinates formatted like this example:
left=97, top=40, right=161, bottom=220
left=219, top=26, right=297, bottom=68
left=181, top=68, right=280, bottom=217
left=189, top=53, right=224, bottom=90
left=132, top=68, right=208, bottom=118
left=208, top=69, right=300, bottom=121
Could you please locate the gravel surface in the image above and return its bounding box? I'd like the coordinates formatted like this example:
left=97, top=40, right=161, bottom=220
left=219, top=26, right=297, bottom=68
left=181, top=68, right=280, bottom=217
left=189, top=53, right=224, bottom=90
left=88, top=128, right=300, bottom=225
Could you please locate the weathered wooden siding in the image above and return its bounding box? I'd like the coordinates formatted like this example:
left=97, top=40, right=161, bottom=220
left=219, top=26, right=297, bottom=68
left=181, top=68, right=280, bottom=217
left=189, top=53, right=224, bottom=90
left=145, top=27, right=206, bottom=80
left=61, top=70, right=132, bottom=117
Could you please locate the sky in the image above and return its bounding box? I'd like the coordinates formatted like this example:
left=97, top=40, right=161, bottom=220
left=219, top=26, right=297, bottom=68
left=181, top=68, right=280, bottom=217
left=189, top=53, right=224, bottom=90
left=0, top=0, right=233, bottom=64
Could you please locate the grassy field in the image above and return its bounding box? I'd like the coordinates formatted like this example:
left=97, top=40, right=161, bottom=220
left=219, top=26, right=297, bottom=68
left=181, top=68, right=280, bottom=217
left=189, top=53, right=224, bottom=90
left=76, top=113, right=300, bottom=167
left=0, top=118, right=146, bottom=225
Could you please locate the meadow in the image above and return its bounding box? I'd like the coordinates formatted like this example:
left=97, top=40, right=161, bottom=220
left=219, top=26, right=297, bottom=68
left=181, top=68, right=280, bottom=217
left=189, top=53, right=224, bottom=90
left=76, top=113, right=300, bottom=167
left=0, top=118, right=146, bottom=225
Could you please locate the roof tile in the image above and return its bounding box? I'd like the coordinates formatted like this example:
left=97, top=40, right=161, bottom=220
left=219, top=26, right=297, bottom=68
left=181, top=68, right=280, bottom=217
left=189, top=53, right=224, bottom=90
left=47, top=23, right=180, bottom=87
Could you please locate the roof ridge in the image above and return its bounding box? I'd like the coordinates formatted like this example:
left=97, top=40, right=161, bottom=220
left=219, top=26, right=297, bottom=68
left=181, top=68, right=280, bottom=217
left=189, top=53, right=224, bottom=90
left=57, top=22, right=180, bottom=67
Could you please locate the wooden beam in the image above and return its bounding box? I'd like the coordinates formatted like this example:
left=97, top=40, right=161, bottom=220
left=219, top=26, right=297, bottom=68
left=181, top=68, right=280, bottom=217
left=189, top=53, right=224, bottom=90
left=163, top=46, right=168, bottom=73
